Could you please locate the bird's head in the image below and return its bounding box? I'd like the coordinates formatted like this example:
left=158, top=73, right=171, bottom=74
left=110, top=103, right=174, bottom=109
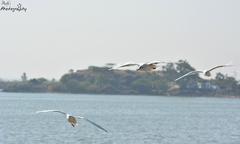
left=204, top=71, right=211, bottom=77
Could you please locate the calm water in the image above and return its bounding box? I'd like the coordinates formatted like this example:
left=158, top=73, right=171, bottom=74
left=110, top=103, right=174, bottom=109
left=0, top=93, right=240, bottom=144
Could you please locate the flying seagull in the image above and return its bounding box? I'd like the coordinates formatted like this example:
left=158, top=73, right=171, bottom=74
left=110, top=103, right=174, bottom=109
left=112, top=61, right=166, bottom=71
left=36, top=110, right=108, bottom=133
left=175, top=64, right=233, bottom=81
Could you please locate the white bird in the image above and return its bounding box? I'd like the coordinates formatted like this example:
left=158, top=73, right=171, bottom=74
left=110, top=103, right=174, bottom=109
left=112, top=61, right=166, bottom=71
left=175, top=64, right=233, bottom=81
left=36, top=110, right=108, bottom=133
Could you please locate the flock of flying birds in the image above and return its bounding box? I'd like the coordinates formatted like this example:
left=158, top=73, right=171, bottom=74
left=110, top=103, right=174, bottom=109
left=109, top=60, right=233, bottom=81
left=36, top=61, right=233, bottom=133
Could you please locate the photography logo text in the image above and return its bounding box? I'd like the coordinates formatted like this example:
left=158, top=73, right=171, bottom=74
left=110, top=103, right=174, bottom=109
left=1, top=0, right=27, bottom=12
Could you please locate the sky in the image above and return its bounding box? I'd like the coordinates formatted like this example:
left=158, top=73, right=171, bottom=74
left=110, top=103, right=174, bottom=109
left=0, top=0, right=240, bottom=80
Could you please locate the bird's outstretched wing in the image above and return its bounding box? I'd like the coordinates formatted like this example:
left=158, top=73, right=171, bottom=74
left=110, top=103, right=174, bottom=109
left=206, top=64, right=232, bottom=73
left=118, top=63, right=140, bottom=68
left=175, top=71, right=202, bottom=81
left=36, top=110, right=67, bottom=115
left=109, top=62, right=140, bottom=70
left=77, top=116, right=108, bottom=133
left=146, top=61, right=167, bottom=65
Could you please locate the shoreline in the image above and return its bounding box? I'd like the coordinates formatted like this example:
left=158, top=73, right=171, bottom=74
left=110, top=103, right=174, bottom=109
left=1, top=91, right=240, bottom=99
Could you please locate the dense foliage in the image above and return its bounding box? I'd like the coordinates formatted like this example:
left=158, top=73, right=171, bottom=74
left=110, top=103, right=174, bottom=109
left=1, top=60, right=240, bottom=96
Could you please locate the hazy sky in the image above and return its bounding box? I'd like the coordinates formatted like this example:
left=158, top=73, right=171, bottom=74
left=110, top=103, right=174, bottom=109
left=0, top=0, right=239, bottom=80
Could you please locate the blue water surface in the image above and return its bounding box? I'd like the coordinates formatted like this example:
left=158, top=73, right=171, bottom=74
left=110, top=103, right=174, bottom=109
left=0, top=93, right=240, bottom=144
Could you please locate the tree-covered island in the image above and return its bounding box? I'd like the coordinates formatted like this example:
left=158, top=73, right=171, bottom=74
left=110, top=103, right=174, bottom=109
left=0, top=60, right=239, bottom=96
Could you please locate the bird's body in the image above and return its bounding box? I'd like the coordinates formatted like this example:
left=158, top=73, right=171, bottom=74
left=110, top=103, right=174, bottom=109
left=175, top=64, right=232, bottom=81
left=68, top=115, right=77, bottom=127
left=137, top=63, right=159, bottom=71
left=36, top=110, right=108, bottom=132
